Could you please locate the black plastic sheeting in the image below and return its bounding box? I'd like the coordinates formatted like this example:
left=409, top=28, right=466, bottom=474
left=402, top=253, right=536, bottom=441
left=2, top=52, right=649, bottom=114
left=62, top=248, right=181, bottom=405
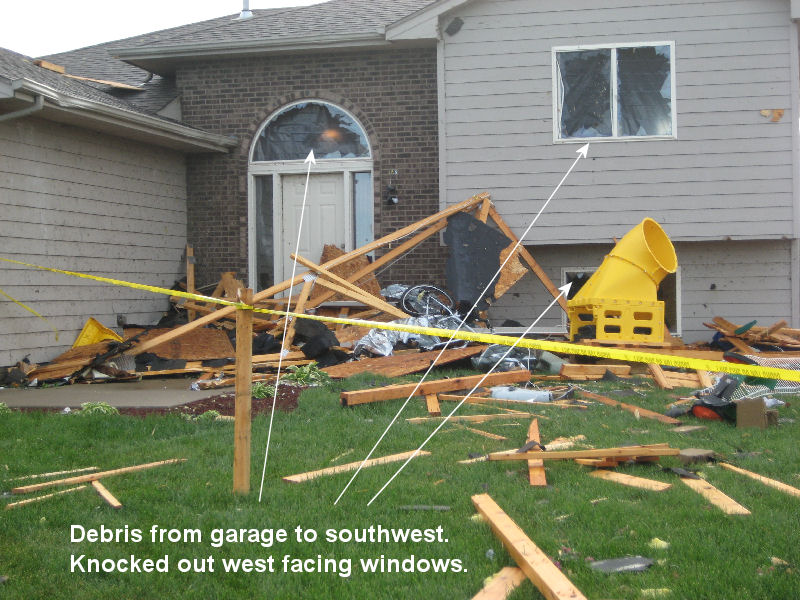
left=443, top=212, right=512, bottom=311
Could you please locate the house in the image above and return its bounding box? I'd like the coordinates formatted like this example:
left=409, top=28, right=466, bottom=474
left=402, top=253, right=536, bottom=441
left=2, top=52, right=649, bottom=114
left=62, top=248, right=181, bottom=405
left=2, top=0, right=798, bottom=365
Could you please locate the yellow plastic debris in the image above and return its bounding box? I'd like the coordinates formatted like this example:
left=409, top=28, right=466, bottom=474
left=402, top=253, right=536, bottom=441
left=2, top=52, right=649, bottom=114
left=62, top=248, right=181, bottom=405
left=72, top=317, right=123, bottom=348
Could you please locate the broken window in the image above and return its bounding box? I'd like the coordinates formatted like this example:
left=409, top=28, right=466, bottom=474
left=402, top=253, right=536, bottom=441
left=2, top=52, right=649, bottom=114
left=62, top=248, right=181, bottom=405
left=252, top=102, right=370, bottom=161
left=554, top=43, right=674, bottom=140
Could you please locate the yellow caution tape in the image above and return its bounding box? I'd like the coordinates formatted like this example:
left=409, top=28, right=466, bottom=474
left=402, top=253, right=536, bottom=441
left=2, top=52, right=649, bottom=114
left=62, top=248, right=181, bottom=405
left=0, top=285, right=60, bottom=341
left=4, top=255, right=800, bottom=383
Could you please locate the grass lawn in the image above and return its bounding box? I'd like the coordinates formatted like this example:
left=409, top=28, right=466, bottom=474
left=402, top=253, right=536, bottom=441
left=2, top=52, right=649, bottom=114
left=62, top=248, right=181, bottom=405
left=2, top=371, right=799, bottom=599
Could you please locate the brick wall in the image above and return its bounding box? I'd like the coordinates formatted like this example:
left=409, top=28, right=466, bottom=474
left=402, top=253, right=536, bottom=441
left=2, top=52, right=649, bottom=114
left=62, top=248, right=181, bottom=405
left=178, top=47, right=442, bottom=290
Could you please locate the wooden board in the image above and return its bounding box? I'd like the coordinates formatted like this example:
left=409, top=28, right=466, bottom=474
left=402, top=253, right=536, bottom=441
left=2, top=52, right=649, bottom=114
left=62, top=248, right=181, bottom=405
left=719, top=463, right=800, bottom=498
left=340, top=370, right=531, bottom=406
left=461, top=426, right=507, bottom=441
left=5, top=484, right=87, bottom=510
left=471, top=494, right=587, bottom=600
left=323, top=345, right=485, bottom=379
left=12, top=459, right=187, bottom=495
left=425, top=394, right=442, bottom=416
left=680, top=477, right=750, bottom=515
left=489, top=445, right=679, bottom=462
left=408, top=413, right=529, bottom=425
left=125, top=327, right=234, bottom=360
left=559, top=364, right=631, bottom=379
left=578, top=390, right=681, bottom=425
left=282, top=450, right=431, bottom=483
left=589, top=469, right=672, bottom=492
left=471, top=566, right=527, bottom=600
left=91, top=480, right=122, bottom=509
left=526, top=418, right=547, bottom=487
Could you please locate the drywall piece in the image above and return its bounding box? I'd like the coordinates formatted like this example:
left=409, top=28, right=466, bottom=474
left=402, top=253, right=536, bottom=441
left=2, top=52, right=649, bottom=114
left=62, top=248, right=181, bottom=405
left=282, top=450, right=431, bottom=483
left=680, top=476, right=751, bottom=515
left=12, top=459, right=187, bottom=494
left=91, top=480, right=122, bottom=509
left=719, top=463, right=800, bottom=498
left=340, top=370, right=531, bottom=406
left=589, top=469, right=672, bottom=492
left=471, top=493, right=588, bottom=600
left=471, top=566, right=527, bottom=600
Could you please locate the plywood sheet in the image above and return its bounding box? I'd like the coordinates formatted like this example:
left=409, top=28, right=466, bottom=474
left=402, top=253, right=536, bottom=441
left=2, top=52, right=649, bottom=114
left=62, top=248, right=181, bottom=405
left=125, top=327, right=234, bottom=360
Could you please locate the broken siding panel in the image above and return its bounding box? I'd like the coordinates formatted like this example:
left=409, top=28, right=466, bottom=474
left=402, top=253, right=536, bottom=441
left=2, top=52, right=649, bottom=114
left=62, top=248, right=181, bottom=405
left=441, top=0, right=793, bottom=244
left=0, top=118, right=187, bottom=365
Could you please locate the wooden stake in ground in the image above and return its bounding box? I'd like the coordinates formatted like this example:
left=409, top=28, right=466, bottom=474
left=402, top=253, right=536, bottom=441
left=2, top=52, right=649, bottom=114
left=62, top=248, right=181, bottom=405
left=472, top=493, right=587, bottom=600
left=234, top=288, right=253, bottom=495
left=11, top=459, right=186, bottom=494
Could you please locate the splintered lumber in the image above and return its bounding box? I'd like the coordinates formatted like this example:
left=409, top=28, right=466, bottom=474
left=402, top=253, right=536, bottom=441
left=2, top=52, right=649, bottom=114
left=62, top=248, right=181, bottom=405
left=578, top=390, right=681, bottom=425
left=128, top=193, right=488, bottom=356
left=312, top=244, right=382, bottom=301
left=471, top=566, right=527, bottom=600
left=5, top=485, right=88, bottom=510
left=425, top=394, right=442, bottom=416
left=4, top=466, right=98, bottom=482
left=323, top=345, right=484, bottom=379
left=488, top=445, right=679, bottom=462
left=648, top=364, right=709, bottom=390
left=459, top=425, right=508, bottom=441
left=283, top=450, right=431, bottom=483
left=91, top=480, right=122, bottom=509
left=527, top=418, right=547, bottom=487
left=494, top=244, right=529, bottom=300
left=589, top=470, right=672, bottom=492
left=559, top=364, right=631, bottom=380
left=471, top=494, right=587, bottom=600
left=12, top=459, right=187, bottom=494
left=341, top=370, right=531, bottom=406
left=680, top=476, right=750, bottom=515
left=408, top=413, right=530, bottom=425
left=719, top=463, right=800, bottom=498
left=647, top=364, right=673, bottom=389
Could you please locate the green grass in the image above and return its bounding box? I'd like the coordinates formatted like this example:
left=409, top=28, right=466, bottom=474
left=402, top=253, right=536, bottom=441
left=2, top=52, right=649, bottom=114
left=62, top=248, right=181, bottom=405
left=1, top=372, right=799, bottom=599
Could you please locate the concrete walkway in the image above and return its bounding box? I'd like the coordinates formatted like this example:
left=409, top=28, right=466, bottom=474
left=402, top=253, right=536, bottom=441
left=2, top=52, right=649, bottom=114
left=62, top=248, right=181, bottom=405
left=0, top=377, right=227, bottom=409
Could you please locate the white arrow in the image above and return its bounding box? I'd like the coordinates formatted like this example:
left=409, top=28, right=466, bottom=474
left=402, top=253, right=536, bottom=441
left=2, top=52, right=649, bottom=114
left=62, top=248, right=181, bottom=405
left=334, top=145, right=589, bottom=505
left=259, top=149, right=316, bottom=502
left=366, top=282, right=572, bottom=507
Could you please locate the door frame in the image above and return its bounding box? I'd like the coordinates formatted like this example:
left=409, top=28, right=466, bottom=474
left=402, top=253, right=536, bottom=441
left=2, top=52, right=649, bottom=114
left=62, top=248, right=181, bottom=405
left=247, top=159, right=373, bottom=290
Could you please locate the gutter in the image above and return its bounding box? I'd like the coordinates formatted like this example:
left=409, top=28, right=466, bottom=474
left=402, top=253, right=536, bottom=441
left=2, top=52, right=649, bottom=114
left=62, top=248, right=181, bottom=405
left=3, top=78, right=236, bottom=153
left=0, top=78, right=44, bottom=122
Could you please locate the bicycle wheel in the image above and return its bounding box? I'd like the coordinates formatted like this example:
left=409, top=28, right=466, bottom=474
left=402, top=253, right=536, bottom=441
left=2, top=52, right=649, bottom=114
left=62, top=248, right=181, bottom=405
left=400, top=285, right=455, bottom=317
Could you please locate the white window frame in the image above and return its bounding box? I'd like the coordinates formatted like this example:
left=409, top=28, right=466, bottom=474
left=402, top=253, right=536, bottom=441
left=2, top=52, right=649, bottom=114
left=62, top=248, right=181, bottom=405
left=552, top=41, right=677, bottom=143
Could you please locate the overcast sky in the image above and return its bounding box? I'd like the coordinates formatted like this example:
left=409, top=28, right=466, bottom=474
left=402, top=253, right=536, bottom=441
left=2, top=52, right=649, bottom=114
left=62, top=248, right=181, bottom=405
left=3, top=0, right=323, bottom=58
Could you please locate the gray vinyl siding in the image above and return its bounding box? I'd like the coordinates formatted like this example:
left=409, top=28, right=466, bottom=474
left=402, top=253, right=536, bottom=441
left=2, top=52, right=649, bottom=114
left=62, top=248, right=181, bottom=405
left=0, top=117, right=187, bottom=365
left=441, top=0, right=795, bottom=244
left=487, top=240, right=792, bottom=343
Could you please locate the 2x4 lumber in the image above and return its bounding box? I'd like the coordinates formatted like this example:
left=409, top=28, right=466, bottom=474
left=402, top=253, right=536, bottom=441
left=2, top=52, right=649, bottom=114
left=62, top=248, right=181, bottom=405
left=4, top=466, right=98, bottom=482
left=340, top=370, right=531, bottom=406
left=408, top=413, right=531, bottom=425
left=291, top=253, right=408, bottom=319
left=130, top=194, right=488, bottom=357
left=719, top=463, right=800, bottom=498
left=283, top=450, right=431, bottom=483
left=578, top=390, right=681, bottom=425
left=425, top=394, right=442, bottom=416
left=679, top=476, right=750, bottom=515
left=527, top=418, right=547, bottom=487
left=461, top=426, right=508, bottom=441
left=560, top=364, right=631, bottom=379
left=648, top=364, right=673, bottom=389
left=486, top=206, right=567, bottom=312
left=323, top=346, right=485, bottom=379
left=471, top=494, right=588, bottom=600
left=283, top=276, right=315, bottom=348
left=91, top=480, right=122, bottom=509
left=234, top=288, right=253, bottom=495
left=488, top=445, right=679, bottom=462
left=589, top=469, right=672, bottom=492
left=5, top=485, right=88, bottom=510
left=12, top=459, right=187, bottom=495
left=471, top=566, right=526, bottom=600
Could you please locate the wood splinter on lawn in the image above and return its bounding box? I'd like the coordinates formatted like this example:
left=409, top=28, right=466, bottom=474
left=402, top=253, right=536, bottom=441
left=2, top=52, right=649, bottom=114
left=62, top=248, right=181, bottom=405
left=91, top=480, right=123, bottom=509
left=472, top=493, right=587, bottom=600
left=283, top=450, right=431, bottom=483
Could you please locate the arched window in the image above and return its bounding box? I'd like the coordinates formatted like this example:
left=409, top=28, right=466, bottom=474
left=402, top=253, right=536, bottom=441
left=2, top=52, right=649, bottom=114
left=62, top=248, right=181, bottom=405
left=252, top=102, right=370, bottom=162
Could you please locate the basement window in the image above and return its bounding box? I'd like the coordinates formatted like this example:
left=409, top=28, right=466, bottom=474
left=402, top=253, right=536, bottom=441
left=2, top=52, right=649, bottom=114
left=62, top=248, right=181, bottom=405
left=553, top=42, right=676, bottom=141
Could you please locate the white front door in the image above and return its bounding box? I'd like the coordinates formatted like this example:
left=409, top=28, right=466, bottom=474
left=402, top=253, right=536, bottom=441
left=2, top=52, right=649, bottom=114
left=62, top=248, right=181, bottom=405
left=277, top=172, right=348, bottom=281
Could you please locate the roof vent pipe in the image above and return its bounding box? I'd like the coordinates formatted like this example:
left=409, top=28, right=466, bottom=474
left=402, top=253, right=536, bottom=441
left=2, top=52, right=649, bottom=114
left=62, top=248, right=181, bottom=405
left=235, top=0, right=253, bottom=20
